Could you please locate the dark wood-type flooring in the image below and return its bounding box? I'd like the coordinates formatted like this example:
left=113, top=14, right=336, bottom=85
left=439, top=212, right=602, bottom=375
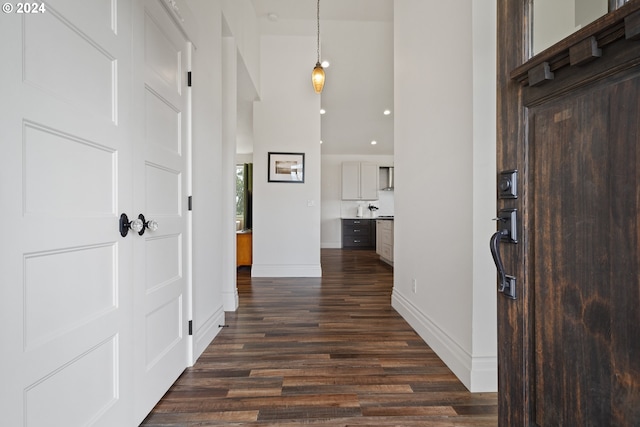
left=141, top=249, right=497, bottom=426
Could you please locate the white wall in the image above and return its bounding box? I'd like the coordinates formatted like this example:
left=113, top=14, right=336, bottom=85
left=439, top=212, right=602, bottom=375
left=251, top=35, right=322, bottom=277
left=221, top=0, right=260, bottom=95
left=188, top=0, right=260, bottom=359
left=392, top=0, right=497, bottom=392
left=321, top=154, right=394, bottom=248
left=236, top=153, right=254, bottom=164
left=220, top=1, right=260, bottom=307
left=189, top=0, right=226, bottom=361
left=471, top=0, right=499, bottom=390
left=221, top=35, right=239, bottom=311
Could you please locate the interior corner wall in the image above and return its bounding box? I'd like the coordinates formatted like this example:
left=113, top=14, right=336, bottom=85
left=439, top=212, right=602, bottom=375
left=471, top=0, right=498, bottom=392
left=251, top=35, right=322, bottom=277
left=215, top=0, right=261, bottom=305
left=221, top=0, right=260, bottom=96
left=188, top=0, right=225, bottom=361
left=392, top=0, right=497, bottom=392
left=221, top=34, right=239, bottom=311
left=236, top=153, right=253, bottom=164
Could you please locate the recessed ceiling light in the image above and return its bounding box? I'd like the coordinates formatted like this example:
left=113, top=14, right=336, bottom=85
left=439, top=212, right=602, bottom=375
left=321, top=60, right=330, bottom=68
left=371, top=140, right=377, bottom=145
left=320, top=140, right=323, bottom=144
left=320, top=109, right=326, bottom=115
left=383, top=109, right=391, bottom=115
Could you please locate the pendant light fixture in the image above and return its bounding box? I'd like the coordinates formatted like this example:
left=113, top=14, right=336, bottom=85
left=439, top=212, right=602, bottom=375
left=311, top=0, right=325, bottom=94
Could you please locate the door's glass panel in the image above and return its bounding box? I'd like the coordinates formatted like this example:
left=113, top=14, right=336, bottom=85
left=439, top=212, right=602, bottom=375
left=533, top=0, right=608, bottom=55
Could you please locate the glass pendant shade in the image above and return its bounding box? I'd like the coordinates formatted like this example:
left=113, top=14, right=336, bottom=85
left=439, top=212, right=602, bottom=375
left=312, top=62, right=325, bottom=94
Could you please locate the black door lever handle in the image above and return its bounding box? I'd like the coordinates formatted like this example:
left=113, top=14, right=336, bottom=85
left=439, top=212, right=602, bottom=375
left=490, top=229, right=517, bottom=299
left=490, top=229, right=508, bottom=291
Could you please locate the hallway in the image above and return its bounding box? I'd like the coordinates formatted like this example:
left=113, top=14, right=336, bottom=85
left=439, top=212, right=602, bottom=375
left=141, top=249, right=497, bottom=426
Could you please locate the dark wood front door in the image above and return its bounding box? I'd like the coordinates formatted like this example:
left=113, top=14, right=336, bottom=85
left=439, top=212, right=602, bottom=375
left=497, top=1, right=640, bottom=425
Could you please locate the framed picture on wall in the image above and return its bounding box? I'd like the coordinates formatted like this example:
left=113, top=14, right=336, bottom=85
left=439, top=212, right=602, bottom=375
left=268, top=152, right=305, bottom=183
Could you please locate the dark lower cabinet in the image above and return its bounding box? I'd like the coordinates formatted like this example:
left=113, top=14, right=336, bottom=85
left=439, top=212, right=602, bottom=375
left=342, top=219, right=376, bottom=249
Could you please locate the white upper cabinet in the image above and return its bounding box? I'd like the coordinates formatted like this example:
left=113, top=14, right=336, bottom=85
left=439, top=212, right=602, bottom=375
left=342, top=162, right=379, bottom=200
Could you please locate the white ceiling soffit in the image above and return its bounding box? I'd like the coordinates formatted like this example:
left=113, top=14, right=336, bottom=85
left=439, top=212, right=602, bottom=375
left=251, top=0, right=393, bottom=24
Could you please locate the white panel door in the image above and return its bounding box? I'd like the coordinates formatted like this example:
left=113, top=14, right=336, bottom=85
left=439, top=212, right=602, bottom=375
left=0, top=1, right=134, bottom=425
left=133, top=0, right=190, bottom=421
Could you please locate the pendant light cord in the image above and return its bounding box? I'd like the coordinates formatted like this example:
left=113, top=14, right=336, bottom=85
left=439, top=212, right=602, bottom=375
left=316, top=0, right=321, bottom=64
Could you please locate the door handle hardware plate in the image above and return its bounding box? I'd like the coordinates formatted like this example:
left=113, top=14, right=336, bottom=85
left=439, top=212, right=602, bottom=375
left=502, top=275, right=517, bottom=299
left=498, top=169, right=518, bottom=199
left=497, top=208, right=518, bottom=243
left=119, top=213, right=131, bottom=237
left=137, top=214, right=159, bottom=236
left=119, top=213, right=143, bottom=237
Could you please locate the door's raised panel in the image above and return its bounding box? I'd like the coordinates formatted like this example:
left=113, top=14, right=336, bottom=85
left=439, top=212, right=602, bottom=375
left=23, top=12, right=115, bottom=122
left=23, top=123, right=116, bottom=216
left=531, top=83, right=640, bottom=425
left=145, top=88, right=181, bottom=155
left=144, top=11, right=182, bottom=97
left=145, top=163, right=181, bottom=216
left=145, top=234, right=182, bottom=292
left=47, top=0, right=118, bottom=39
left=24, top=244, right=116, bottom=349
left=24, top=336, right=118, bottom=426
left=145, top=296, right=183, bottom=368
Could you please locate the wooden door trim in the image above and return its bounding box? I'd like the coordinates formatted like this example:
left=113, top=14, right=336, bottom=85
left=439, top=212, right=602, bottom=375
left=511, top=2, right=640, bottom=88
left=497, top=0, right=530, bottom=425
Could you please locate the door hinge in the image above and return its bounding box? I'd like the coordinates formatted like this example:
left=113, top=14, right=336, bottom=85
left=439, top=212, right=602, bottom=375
left=187, top=71, right=192, bottom=87
left=188, top=196, right=192, bottom=211
left=188, top=320, right=193, bottom=335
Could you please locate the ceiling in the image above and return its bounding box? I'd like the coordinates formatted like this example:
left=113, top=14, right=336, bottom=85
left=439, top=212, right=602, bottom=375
left=243, top=0, right=394, bottom=156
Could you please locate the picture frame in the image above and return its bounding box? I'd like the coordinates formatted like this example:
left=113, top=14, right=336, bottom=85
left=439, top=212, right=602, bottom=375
left=268, top=152, right=305, bottom=183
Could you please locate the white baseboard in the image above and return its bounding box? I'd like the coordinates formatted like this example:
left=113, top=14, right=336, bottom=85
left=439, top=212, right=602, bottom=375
left=321, top=242, right=342, bottom=249
left=191, top=305, right=225, bottom=364
left=391, top=289, right=497, bottom=392
left=223, top=287, right=238, bottom=311
left=251, top=264, right=322, bottom=277
left=469, top=354, right=498, bottom=392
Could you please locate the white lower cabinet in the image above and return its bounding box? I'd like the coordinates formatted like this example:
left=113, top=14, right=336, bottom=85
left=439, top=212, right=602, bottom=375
left=376, top=220, right=394, bottom=265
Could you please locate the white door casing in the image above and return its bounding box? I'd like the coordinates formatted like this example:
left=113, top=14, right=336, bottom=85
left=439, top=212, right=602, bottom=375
left=0, top=1, right=135, bottom=425
left=132, top=0, right=191, bottom=421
